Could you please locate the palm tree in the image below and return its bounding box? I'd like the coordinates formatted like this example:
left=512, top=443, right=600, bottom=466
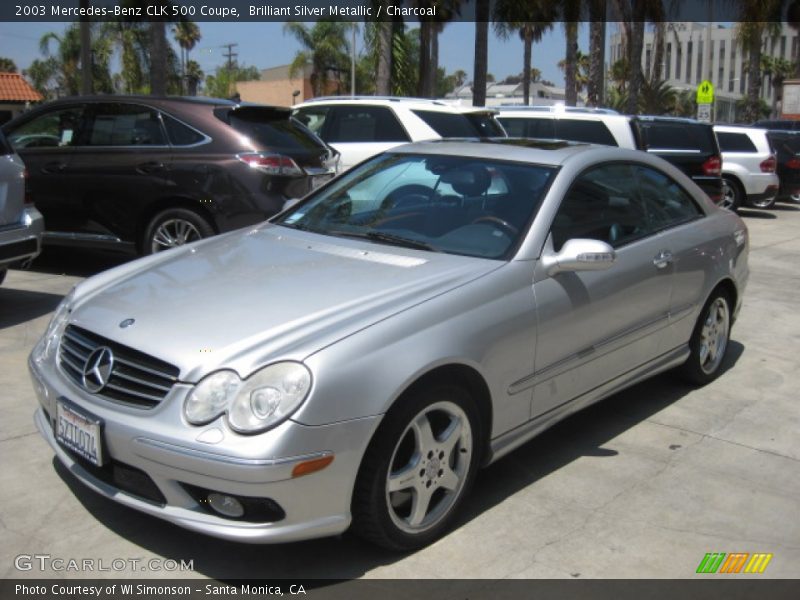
left=284, top=21, right=352, bottom=97
left=493, top=0, right=555, bottom=106
left=472, top=0, right=489, bottom=106
left=104, top=21, right=149, bottom=94
left=736, top=2, right=782, bottom=123
left=638, top=79, right=677, bottom=114
left=40, top=23, right=113, bottom=96
left=761, top=55, right=794, bottom=118
left=0, top=57, right=17, bottom=73
left=173, top=21, right=201, bottom=95
left=587, top=0, right=606, bottom=107
left=789, top=1, right=800, bottom=77
left=375, top=20, right=392, bottom=95
left=558, top=50, right=590, bottom=95
left=185, top=60, right=204, bottom=96
left=562, top=16, right=580, bottom=106
left=149, top=21, right=168, bottom=95
left=611, top=0, right=653, bottom=114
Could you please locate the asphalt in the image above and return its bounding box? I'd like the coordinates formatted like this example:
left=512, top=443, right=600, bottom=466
left=1, top=204, right=798, bottom=581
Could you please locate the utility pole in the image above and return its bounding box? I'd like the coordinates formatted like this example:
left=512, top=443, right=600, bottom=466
left=222, top=43, right=239, bottom=97
left=351, top=23, right=356, bottom=96
left=79, top=0, right=91, bottom=95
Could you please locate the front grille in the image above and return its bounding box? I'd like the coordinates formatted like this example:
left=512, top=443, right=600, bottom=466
left=58, top=325, right=179, bottom=409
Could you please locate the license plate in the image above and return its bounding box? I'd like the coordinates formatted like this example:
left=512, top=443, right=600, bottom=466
left=55, top=400, right=104, bottom=466
left=311, top=173, right=334, bottom=189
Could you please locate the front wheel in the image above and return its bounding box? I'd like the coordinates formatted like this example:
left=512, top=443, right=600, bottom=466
left=141, top=208, right=215, bottom=255
left=352, top=385, right=480, bottom=551
left=678, top=291, right=732, bottom=385
left=720, top=177, right=742, bottom=211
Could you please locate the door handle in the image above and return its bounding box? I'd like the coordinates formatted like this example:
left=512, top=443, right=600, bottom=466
left=41, top=161, right=67, bottom=174
left=653, top=250, right=673, bottom=269
left=136, top=161, right=166, bottom=174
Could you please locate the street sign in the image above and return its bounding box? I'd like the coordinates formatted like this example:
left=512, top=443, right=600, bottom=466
left=697, top=103, right=712, bottom=123
left=697, top=80, right=714, bottom=105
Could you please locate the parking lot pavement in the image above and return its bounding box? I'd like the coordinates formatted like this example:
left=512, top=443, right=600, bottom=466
left=1, top=206, right=799, bottom=581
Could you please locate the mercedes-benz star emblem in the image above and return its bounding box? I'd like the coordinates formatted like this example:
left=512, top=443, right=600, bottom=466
left=119, top=318, right=135, bottom=329
left=82, top=347, right=114, bottom=393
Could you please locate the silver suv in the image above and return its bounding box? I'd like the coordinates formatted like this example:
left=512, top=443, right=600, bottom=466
left=713, top=125, right=779, bottom=210
left=0, top=131, right=43, bottom=286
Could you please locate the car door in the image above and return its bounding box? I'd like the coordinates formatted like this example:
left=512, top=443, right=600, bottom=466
left=530, top=163, right=675, bottom=418
left=65, top=102, right=173, bottom=244
left=310, top=105, right=410, bottom=170
left=4, top=104, right=86, bottom=233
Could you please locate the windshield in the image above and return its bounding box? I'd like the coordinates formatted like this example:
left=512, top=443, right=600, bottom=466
left=274, top=153, right=555, bottom=259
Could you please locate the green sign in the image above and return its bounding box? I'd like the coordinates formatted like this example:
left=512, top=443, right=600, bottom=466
left=697, top=80, right=714, bottom=104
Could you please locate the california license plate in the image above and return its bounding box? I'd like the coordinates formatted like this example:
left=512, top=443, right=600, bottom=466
left=55, top=400, right=104, bottom=466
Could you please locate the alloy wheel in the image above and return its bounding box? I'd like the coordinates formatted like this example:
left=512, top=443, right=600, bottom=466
left=699, top=297, right=730, bottom=375
left=150, top=218, right=203, bottom=253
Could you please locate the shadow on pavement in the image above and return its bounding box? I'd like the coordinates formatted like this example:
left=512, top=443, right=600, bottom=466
left=28, top=247, right=132, bottom=278
left=0, top=288, right=65, bottom=329
left=53, top=342, right=745, bottom=581
left=773, top=202, right=800, bottom=211
left=737, top=208, right=777, bottom=220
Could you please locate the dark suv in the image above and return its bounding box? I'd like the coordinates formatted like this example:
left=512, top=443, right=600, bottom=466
left=496, top=109, right=723, bottom=203
left=2, top=96, right=338, bottom=254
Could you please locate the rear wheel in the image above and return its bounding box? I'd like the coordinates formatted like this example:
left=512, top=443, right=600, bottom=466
left=352, top=384, right=480, bottom=551
left=720, top=177, right=743, bottom=211
left=748, top=192, right=776, bottom=210
left=142, top=208, right=215, bottom=255
left=678, top=290, right=732, bottom=385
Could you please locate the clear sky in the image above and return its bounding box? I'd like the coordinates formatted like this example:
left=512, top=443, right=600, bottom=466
left=0, top=21, right=597, bottom=89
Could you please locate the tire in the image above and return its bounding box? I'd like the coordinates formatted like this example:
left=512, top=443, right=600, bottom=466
left=748, top=192, right=776, bottom=210
left=351, top=384, right=481, bottom=551
left=720, top=177, right=743, bottom=211
left=141, top=208, right=215, bottom=255
left=678, top=290, right=732, bottom=386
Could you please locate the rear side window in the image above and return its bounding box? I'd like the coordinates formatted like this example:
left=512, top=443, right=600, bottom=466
left=412, top=110, right=504, bottom=138
left=327, top=106, right=409, bottom=143
left=6, top=106, right=85, bottom=149
left=222, top=107, right=328, bottom=153
left=639, top=122, right=715, bottom=153
left=555, top=119, right=617, bottom=146
left=634, top=166, right=703, bottom=229
left=84, top=103, right=167, bottom=146
left=716, top=131, right=757, bottom=153
left=162, top=114, right=205, bottom=146
left=497, top=117, right=556, bottom=139
left=293, top=106, right=330, bottom=136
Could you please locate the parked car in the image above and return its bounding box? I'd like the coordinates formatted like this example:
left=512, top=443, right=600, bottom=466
left=496, top=108, right=724, bottom=203
left=0, top=130, right=43, bottom=286
left=753, top=119, right=800, bottom=131
left=292, top=97, right=506, bottom=170
left=2, top=96, right=338, bottom=255
left=29, top=140, right=748, bottom=550
left=713, top=125, right=779, bottom=210
left=766, top=130, right=800, bottom=203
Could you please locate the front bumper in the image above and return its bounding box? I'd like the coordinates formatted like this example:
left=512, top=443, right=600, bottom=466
left=29, top=353, right=381, bottom=543
left=0, top=206, right=43, bottom=269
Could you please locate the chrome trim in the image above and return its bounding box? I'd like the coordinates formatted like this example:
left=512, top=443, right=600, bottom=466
left=43, top=232, right=123, bottom=244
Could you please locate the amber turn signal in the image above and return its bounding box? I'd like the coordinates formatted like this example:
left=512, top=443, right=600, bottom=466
left=292, top=454, right=334, bottom=478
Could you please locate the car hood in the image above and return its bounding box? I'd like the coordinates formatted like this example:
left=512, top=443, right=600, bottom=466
left=68, top=224, right=501, bottom=381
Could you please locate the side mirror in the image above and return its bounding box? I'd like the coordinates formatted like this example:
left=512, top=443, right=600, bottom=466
left=283, top=197, right=302, bottom=211
left=541, top=239, right=616, bottom=276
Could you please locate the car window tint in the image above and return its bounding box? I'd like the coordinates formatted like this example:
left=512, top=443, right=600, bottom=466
left=85, top=103, right=167, bottom=146
left=634, top=166, right=703, bottom=230
left=292, top=106, right=329, bottom=136
left=327, top=106, right=409, bottom=143
left=551, top=163, right=650, bottom=251
left=639, top=122, right=714, bottom=152
left=6, top=106, right=85, bottom=149
left=555, top=119, right=617, bottom=146
left=0, top=131, right=11, bottom=154
left=498, top=118, right=526, bottom=137
left=162, top=114, right=205, bottom=146
left=497, top=117, right=556, bottom=139
left=716, top=131, right=757, bottom=153
left=412, top=110, right=503, bottom=138
left=225, top=107, right=327, bottom=152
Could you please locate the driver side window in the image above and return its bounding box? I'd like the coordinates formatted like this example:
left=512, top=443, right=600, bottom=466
left=551, top=163, right=652, bottom=251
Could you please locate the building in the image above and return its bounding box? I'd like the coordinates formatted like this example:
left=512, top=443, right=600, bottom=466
left=446, top=81, right=570, bottom=107
left=611, top=22, right=800, bottom=122
left=0, top=72, right=43, bottom=125
left=235, top=65, right=312, bottom=107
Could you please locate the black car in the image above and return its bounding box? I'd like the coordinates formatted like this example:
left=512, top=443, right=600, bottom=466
left=1, top=96, right=338, bottom=254
left=496, top=110, right=723, bottom=203
left=766, top=130, right=800, bottom=202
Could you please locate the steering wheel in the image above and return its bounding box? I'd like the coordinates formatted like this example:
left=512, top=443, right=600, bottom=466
left=471, top=215, right=519, bottom=236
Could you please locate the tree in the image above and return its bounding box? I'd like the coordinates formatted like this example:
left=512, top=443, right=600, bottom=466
left=185, top=60, right=204, bottom=96
left=638, top=78, right=677, bottom=114
left=24, top=58, right=59, bottom=99
left=761, top=55, right=794, bottom=118
left=452, top=69, right=468, bottom=87
left=559, top=50, right=590, bottom=94
left=204, top=64, right=259, bottom=99
left=284, top=20, right=352, bottom=97
left=40, top=23, right=113, bottom=96
left=493, top=0, right=555, bottom=106
left=375, top=20, right=392, bottom=95
left=472, top=0, right=490, bottom=106
left=736, top=3, right=782, bottom=123
left=173, top=21, right=202, bottom=95
left=587, top=0, right=606, bottom=107
left=0, top=57, right=18, bottom=73
left=104, top=21, right=149, bottom=94
left=149, top=21, right=168, bottom=95
left=561, top=0, right=582, bottom=106
left=789, top=0, right=800, bottom=77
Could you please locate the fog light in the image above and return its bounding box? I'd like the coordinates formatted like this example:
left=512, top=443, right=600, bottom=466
left=207, top=493, right=245, bottom=518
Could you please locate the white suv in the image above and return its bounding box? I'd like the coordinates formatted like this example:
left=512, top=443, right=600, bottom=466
left=293, top=97, right=505, bottom=170
left=713, top=125, right=779, bottom=210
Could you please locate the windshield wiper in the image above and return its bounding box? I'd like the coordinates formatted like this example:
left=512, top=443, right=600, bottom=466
left=329, top=230, right=440, bottom=252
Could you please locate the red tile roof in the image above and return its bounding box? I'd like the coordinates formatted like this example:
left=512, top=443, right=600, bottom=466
left=0, top=72, right=43, bottom=102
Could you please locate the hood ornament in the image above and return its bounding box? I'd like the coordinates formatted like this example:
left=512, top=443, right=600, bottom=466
left=119, top=318, right=135, bottom=329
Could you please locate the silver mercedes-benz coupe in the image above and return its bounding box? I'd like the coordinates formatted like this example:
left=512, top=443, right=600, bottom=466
left=29, top=139, right=748, bottom=550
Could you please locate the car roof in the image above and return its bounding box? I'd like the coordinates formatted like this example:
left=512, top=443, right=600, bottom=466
left=29, top=95, right=293, bottom=112
left=296, top=96, right=497, bottom=114
left=386, top=138, right=644, bottom=166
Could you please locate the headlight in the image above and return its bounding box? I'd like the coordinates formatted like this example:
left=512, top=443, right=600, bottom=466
left=33, top=289, right=74, bottom=364
left=184, top=362, right=312, bottom=434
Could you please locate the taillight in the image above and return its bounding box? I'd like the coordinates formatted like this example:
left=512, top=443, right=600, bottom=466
left=236, top=153, right=304, bottom=176
left=23, top=168, right=33, bottom=204
left=759, top=155, right=777, bottom=173
left=702, top=155, right=722, bottom=176
left=786, top=157, right=800, bottom=169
